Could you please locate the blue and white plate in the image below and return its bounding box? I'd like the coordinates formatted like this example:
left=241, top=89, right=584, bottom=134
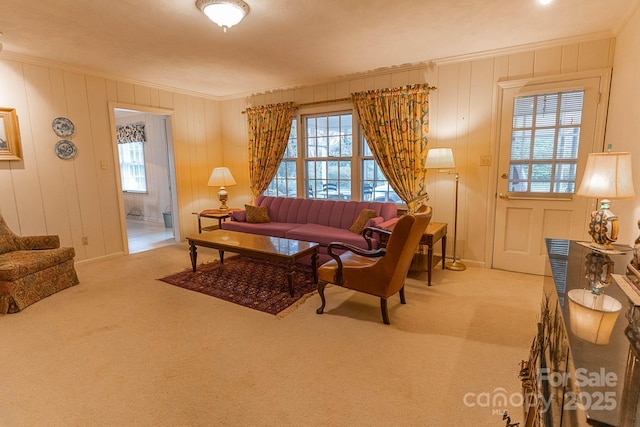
left=52, top=117, right=75, bottom=137
left=55, top=140, right=77, bottom=160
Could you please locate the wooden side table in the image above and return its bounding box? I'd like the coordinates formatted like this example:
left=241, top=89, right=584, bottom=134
left=418, top=222, right=447, bottom=286
left=193, top=209, right=238, bottom=233
left=373, top=220, right=447, bottom=286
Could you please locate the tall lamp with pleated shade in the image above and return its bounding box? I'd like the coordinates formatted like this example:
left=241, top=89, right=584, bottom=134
left=425, top=147, right=466, bottom=271
left=208, top=167, right=237, bottom=211
left=576, top=150, right=635, bottom=250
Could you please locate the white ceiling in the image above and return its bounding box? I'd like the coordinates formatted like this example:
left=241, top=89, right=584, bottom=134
left=0, top=0, right=638, bottom=99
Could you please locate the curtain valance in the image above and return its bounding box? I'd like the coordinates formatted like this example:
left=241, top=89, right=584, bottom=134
left=117, top=122, right=146, bottom=144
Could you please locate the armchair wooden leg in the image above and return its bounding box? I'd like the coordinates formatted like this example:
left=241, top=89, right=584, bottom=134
left=380, top=298, right=390, bottom=325
left=316, top=281, right=327, bottom=314
left=399, top=286, right=406, bottom=304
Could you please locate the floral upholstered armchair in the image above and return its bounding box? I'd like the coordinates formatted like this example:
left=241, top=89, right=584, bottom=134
left=0, top=215, right=78, bottom=314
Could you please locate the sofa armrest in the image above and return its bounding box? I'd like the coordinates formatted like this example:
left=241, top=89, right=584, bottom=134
left=229, top=210, right=246, bottom=222
left=362, top=226, right=392, bottom=250
left=16, top=235, right=60, bottom=250
left=377, top=217, right=399, bottom=230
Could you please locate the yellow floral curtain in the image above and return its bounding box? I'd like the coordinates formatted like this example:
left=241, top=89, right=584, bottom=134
left=352, top=84, right=433, bottom=213
left=246, top=102, right=297, bottom=199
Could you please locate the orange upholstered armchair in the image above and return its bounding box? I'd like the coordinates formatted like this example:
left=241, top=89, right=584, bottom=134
left=316, top=207, right=432, bottom=324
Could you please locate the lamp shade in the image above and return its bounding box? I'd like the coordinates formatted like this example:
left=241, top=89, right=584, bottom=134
left=425, top=148, right=455, bottom=171
left=196, top=0, right=249, bottom=31
left=568, top=289, right=622, bottom=345
left=576, top=152, right=635, bottom=199
left=208, top=167, right=237, bottom=187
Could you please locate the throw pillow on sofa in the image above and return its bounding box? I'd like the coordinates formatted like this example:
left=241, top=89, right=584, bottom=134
left=349, top=208, right=377, bottom=234
left=245, top=205, right=270, bottom=223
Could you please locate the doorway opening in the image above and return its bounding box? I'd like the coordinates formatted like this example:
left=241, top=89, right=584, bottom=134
left=111, top=106, right=179, bottom=253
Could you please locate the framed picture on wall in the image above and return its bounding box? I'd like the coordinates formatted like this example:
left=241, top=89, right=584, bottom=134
left=0, top=107, right=22, bottom=161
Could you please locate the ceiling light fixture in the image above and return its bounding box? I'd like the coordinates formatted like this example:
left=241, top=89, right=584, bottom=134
left=196, top=0, right=250, bottom=32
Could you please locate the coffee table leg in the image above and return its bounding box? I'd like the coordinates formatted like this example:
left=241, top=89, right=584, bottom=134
left=312, top=251, right=318, bottom=283
left=287, top=264, right=295, bottom=297
left=219, top=250, right=225, bottom=264
left=189, top=242, right=198, bottom=272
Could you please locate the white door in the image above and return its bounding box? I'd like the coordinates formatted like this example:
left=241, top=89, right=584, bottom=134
left=493, top=74, right=609, bottom=274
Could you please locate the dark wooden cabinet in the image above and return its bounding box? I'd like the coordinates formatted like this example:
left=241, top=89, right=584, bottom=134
left=522, top=239, right=640, bottom=426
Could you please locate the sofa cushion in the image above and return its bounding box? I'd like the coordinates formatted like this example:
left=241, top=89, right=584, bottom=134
left=349, top=208, right=378, bottom=234
left=285, top=223, right=370, bottom=249
left=0, top=248, right=76, bottom=281
left=230, top=210, right=246, bottom=222
left=245, top=205, right=270, bottom=223
left=254, top=196, right=398, bottom=230
left=221, top=221, right=295, bottom=238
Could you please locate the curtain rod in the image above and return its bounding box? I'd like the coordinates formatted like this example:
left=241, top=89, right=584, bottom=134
left=241, top=85, right=438, bottom=114
left=241, top=97, right=351, bottom=114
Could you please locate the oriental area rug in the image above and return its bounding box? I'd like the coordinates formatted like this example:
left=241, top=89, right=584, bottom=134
left=158, top=256, right=317, bottom=317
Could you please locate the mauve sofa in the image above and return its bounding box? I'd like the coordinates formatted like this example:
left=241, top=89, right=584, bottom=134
left=221, top=196, right=399, bottom=265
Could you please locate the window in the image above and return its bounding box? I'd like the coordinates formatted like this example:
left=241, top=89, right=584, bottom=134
left=305, top=113, right=352, bottom=199
left=361, top=140, right=401, bottom=203
left=266, top=110, right=400, bottom=203
left=118, top=141, right=148, bottom=192
left=265, top=119, right=298, bottom=197
left=509, top=90, right=584, bottom=195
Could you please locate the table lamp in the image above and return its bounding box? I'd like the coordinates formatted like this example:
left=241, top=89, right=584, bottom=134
left=576, top=150, right=635, bottom=250
left=425, top=147, right=465, bottom=271
left=208, top=167, right=237, bottom=211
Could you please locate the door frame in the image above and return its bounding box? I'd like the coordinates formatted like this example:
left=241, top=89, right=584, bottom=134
left=486, top=68, right=612, bottom=271
left=108, top=102, right=180, bottom=254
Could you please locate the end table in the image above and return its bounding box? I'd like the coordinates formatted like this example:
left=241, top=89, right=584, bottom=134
left=193, top=209, right=238, bottom=233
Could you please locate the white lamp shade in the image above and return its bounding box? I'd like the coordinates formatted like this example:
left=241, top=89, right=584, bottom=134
left=208, top=167, right=237, bottom=187
left=425, top=148, right=455, bottom=170
left=576, top=152, right=635, bottom=199
left=197, top=0, right=249, bottom=30
left=568, top=289, right=622, bottom=345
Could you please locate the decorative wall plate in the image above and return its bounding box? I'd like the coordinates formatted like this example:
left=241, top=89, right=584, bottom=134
left=55, top=140, right=77, bottom=160
left=52, top=117, right=75, bottom=137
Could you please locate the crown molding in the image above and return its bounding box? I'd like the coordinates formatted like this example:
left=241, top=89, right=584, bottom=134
left=611, top=0, right=640, bottom=35
left=0, top=51, right=225, bottom=102
left=0, top=29, right=620, bottom=103
left=243, top=31, right=616, bottom=100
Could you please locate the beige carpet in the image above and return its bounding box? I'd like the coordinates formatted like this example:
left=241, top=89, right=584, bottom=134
left=0, top=243, right=542, bottom=426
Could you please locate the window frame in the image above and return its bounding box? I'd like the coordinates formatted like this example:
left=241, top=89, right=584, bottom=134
left=265, top=103, right=405, bottom=205
left=118, top=140, right=148, bottom=193
left=302, top=110, right=354, bottom=200
left=507, top=89, right=585, bottom=198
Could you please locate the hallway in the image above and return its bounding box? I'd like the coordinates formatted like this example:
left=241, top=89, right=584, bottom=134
left=126, top=219, right=174, bottom=253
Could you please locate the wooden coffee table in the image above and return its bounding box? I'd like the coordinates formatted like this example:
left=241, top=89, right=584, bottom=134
left=186, top=230, right=319, bottom=296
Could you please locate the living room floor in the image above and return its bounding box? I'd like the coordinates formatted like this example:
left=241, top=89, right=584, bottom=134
left=0, top=243, right=542, bottom=426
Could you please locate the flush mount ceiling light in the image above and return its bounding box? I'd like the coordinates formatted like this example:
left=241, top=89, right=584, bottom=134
left=196, top=0, right=250, bottom=32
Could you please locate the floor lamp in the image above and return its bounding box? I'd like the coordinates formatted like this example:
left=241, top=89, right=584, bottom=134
left=425, top=148, right=466, bottom=271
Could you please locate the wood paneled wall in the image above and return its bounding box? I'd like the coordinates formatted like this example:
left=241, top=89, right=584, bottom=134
left=0, top=60, right=223, bottom=261
left=222, top=38, right=616, bottom=267
left=604, top=6, right=640, bottom=246
left=0, top=35, right=619, bottom=265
